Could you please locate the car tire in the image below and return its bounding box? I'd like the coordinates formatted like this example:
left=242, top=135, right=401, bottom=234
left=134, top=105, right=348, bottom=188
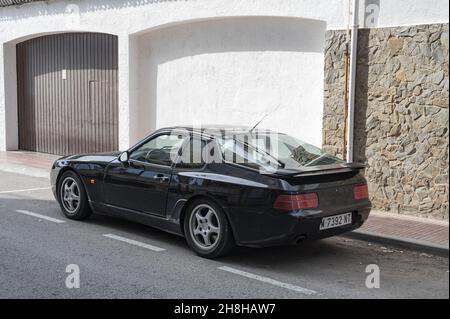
left=184, top=198, right=235, bottom=258
left=57, top=170, right=92, bottom=220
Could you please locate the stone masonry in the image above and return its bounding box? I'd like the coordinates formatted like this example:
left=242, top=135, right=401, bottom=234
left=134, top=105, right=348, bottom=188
left=323, top=23, right=449, bottom=220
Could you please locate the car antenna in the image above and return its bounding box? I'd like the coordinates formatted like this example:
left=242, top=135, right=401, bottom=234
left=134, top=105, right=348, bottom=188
left=249, top=104, right=280, bottom=134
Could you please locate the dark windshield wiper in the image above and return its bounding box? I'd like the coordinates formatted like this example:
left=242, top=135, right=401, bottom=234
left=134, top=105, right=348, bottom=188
left=238, top=140, right=285, bottom=169
left=303, top=153, right=329, bottom=167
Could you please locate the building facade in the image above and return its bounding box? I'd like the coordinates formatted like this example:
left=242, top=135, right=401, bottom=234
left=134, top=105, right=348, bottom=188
left=0, top=0, right=448, bottom=219
left=323, top=24, right=449, bottom=219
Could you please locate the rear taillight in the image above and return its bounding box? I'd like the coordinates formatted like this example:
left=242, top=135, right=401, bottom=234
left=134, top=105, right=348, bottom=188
left=274, top=193, right=319, bottom=210
left=353, top=184, right=369, bottom=200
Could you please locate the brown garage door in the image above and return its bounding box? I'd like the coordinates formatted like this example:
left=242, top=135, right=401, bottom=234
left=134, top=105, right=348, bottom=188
left=16, top=33, right=118, bottom=156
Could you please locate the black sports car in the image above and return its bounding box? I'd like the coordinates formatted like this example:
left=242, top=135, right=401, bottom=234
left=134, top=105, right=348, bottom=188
left=51, top=126, right=371, bottom=258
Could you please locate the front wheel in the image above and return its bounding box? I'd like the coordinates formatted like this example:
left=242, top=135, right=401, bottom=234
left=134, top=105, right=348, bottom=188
left=58, top=171, right=92, bottom=220
left=184, top=199, right=235, bottom=258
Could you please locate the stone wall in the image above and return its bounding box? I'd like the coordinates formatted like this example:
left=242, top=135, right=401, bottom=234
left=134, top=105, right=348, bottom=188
left=323, top=23, right=449, bottom=220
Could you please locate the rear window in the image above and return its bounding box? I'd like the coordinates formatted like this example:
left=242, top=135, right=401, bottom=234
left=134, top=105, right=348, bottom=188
left=216, top=131, right=343, bottom=171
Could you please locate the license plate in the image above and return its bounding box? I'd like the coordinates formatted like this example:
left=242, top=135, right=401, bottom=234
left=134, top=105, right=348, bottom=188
left=320, top=212, right=352, bottom=230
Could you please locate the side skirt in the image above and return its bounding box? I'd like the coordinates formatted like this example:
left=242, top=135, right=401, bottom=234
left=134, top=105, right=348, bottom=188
left=90, top=201, right=184, bottom=237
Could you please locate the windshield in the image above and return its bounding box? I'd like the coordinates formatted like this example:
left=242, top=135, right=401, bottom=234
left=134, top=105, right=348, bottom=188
left=216, top=131, right=343, bottom=171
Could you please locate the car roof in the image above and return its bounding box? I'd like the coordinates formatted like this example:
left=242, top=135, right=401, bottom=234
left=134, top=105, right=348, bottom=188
left=159, top=125, right=278, bottom=136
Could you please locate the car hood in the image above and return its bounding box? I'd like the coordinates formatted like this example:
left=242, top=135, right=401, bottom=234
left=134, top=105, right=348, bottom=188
left=62, top=151, right=121, bottom=163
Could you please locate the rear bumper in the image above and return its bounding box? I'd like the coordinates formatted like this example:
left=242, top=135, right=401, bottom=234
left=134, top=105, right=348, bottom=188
left=226, top=202, right=371, bottom=248
left=288, top=207, right=371, bottom=245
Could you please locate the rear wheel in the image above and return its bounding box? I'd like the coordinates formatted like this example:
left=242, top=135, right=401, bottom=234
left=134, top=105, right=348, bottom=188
left=184, top=198, right=235, bottom=258
left=58, top=171, right=92, bottom=220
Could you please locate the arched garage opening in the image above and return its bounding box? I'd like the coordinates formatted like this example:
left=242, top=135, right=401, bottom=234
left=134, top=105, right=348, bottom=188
left=131, top=17, right=326, bottom=146
left=15, top=32, right=118, bottom=155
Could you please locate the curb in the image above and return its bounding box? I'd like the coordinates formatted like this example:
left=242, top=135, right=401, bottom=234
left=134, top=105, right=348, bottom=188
left=344, top=230, right=449, bottom=258
left=0, top=163, right=50, bottom=180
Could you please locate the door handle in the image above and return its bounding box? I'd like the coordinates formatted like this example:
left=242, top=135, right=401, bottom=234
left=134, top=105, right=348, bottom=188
left=153, top=174, right=169, bottom=183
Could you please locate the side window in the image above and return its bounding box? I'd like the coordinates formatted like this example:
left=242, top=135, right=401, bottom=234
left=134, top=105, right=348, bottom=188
left=175, top=137, right=209, bottom=169
left=130, top=134, right=185, bottom=166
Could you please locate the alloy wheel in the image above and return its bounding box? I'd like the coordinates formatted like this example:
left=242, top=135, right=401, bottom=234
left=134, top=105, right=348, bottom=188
left=60, top=177, right=81, bottom=214
left=189, top=204, right=221, bottom=249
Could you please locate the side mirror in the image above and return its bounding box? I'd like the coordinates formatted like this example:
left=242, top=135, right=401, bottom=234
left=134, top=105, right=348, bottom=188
left=119, top=151, right=129, bottom=164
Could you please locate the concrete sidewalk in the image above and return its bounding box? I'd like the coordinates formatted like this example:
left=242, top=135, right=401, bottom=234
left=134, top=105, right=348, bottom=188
left=349, top=211, right=449, bottom=257
left=0, top=150, right=448, bottom=256
left=0, top=151, right=58, bottom=179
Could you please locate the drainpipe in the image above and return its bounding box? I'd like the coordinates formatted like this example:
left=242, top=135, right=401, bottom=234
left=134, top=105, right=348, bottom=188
left=342, top=0, right=351, bottom=162
left=346, top=0, right=359, bottom=163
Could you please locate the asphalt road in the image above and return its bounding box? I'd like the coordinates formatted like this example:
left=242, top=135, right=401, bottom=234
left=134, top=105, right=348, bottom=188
left=0, top=170, right=448, bottom=299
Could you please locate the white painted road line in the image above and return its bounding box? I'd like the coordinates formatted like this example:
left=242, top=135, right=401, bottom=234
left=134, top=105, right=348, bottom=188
left=0, top=187, right=51, bottom=194
left=15, top=209, right=66, bottom=224
left=218, top=266, right=317, bottom=296
left=103, top=234, right=166, bottom=252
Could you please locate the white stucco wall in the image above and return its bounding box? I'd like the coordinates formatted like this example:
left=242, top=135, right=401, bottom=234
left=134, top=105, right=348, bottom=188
left=135, top=17, right=326, bottom=146
left=0, top=0, right=448, bottom=151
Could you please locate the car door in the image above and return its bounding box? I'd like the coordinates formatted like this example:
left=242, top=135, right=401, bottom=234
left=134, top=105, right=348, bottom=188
left=103, top=132, right=186, bottom=216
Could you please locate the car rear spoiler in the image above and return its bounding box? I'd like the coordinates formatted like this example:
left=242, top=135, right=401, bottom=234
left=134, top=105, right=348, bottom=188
left=291, top=162, right=366, bottom=177
left=260, top=162, right=366, bottom=177
left=341, top=162, right=366, bottom=169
